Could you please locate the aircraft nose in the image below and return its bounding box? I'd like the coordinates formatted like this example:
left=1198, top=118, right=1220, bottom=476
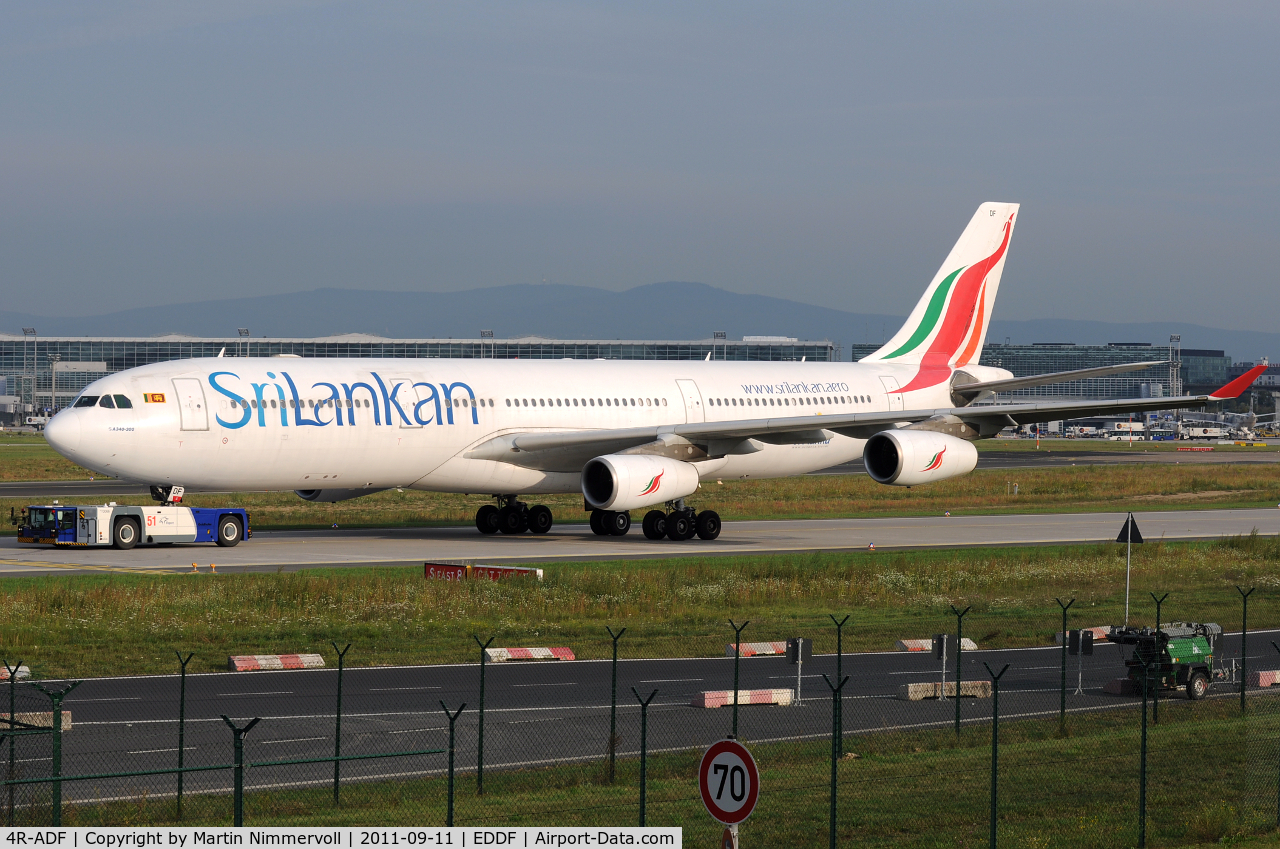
left=44, top=412, right=82, bottom=457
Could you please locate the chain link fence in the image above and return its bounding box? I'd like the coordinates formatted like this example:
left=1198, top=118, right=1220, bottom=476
left=4, top=589, right=1280, bottom=846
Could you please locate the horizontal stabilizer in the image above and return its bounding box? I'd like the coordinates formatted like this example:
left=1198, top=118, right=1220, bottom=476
left=953, top=361, right=1168, bottom=400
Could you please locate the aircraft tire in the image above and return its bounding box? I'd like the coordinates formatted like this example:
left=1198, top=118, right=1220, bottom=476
left=607, top=511, right=631, bottom=536
left=589, top=510, right=607, bottom=535
left=695, top=510, right=722, bottom=541
left=476, top=505, right=500, bottom=534
left=216, top=515, right=243, bottom=547
left=665, top=512, right=693, bottom=541
left=497, top=506, right=525, bottom=534
left=528, top=505, right=553, bottom=534
left=642, top=510, right=667, bottom=540
left=113, top=517, right=140, bottom=550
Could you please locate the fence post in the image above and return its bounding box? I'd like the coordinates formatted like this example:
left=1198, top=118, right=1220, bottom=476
left=331, top=642, right=352, bottom=806
left=982, top=663, right=1010, bottom=849
left=31, top=681, right=80, bottom=827
left=1238, top=587, right=1254, bottom=714
left=952, top=606, right=971, bottom=734
left=1149, top=593, right=1168, bottom=725
left=472, top=635, right=494, bottom=795
left=829, top=615, right=849, bottom=756
left=1272, top=642, right=1280, bottom=829
left=439, top=702, right=466, bottom=827
left=1138, top=661, right=1150, bottom=848
left=606, top=626, right=626, bottom=783
left=221, top=715, right=261, bottom=827
left=4, top=658, right=21, bottom=828
left=1055, top=599, right=1074, bottom=732
left=822, top=674, right=850, bottom=849
left=728, top=620, right=749, bottom=738
left=175, top=651, right=194, bottom=821
left=631, top=688, right=657, bottom=827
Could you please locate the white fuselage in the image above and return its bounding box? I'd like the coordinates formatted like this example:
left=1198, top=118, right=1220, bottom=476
left=45, top=358, right=999, bottom=496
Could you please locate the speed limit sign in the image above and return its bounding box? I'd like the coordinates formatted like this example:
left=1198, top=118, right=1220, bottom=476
left=699, top=739, right=759, bottom=825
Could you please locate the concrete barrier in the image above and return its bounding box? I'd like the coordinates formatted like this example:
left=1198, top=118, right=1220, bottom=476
left=1, top=712, right=71, bottom=730
left=896, top=638, right=977, bottom=652
left=1249, top=670, right=1280, bottom=687
left=692, top=688, right=794, bottom=708
left=485, top=647, right=575, bottom=663
left=0, top=665, right=30, bottom=681
left=228, top=654, right=326, bottom=672
left=896, top=681, right=993, bottom=701
left=724, top=641, right=787, bottom=658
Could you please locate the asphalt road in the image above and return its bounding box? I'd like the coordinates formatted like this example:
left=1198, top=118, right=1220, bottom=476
left=1, top=508, right=1276, bottom=575
left=11, top=630, right=1276, bottom=805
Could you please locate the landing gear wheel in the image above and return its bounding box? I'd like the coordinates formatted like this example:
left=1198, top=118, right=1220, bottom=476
left=216, top=516, right=243, bottom=547
left=589, top=510, right=609, bottom=536
left=1187, top=671, right=1209, bottom=700
left=607, top=511, right=631, bottom=536
left=642, top=510, right=667, bottom=540
left=113, top=517, right=140, bottom=550
left=666, top=512, right=693, bottom=541
left=695, top=510, right=721, bottom=541
left=476, top=505, right=500, bottom=534
left=498, top=506, right=526, bottom=534
left=528, top=505, right=553, bottom=534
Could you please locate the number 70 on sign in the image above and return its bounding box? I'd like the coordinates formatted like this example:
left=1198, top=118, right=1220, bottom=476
left=699, top=739, right=760, bottom=826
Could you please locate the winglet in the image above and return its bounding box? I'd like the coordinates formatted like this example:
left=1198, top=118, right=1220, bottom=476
left=1208, top=363, right=1268, bottom=400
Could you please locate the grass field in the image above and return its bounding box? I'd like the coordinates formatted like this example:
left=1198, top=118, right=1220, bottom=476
left=3, top=534, right=1277, bottom=678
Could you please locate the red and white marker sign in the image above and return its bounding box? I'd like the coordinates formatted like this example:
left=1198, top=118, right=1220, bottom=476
left=699, top=739, right=760, bottom=825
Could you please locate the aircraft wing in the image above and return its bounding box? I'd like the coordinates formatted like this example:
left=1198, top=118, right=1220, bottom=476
left=464, top=364, right=1267, bottom=472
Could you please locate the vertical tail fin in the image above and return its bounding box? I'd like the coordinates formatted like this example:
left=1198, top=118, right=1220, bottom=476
left=862, top=202, right=1018, bottom=374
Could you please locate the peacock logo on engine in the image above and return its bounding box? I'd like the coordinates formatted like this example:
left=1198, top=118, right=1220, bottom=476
left=638, top=471, right=664, bottom=497
left=921, top=446, right=947, bottom=472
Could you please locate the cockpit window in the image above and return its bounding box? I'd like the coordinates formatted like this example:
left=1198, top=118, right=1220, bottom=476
left=99, top=395, right=116, bottom=409
left=74, top=396, right=100, bottom=408
left=113, top=394, right=133, bottom=408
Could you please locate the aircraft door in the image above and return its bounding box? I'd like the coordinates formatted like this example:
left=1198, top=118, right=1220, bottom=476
left=675, top=379, right=705, bottom=424
left=392, top=377, right=423, bottom=428
left=172, top=378, right=209, bottom=431
left=879, top=376, right=904, bottom=412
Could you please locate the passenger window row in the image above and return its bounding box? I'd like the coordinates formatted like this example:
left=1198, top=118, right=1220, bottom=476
left=505, top=398, right=669, bottom=408
left=708, top=394, right=871, bottom=409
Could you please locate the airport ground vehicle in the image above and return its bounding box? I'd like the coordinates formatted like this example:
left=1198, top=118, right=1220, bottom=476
left=14, top=503, right=251, bottom=549
left=1105, top=622, right=1223, bottom=699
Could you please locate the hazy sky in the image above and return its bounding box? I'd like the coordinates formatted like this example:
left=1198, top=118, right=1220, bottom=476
left=3, top=2, right=1277, bottom=331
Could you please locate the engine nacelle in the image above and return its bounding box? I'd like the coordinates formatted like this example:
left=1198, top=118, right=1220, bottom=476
left=582, top=454, right=700, bottom=512
left=863, top=431, right=978, bottom=486
left=294, top=488, right=386, bottom=503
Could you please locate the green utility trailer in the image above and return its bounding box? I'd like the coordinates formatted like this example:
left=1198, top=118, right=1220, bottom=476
left=1105, top=622, right=1224, bottom=699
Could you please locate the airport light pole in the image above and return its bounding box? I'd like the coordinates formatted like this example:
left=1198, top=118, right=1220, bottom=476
left=47, top=354, right=60, bottom=415
left=713, top=330, right=727, bottom=361
left=22, top=329, right=35, bottom=416
left=238, top=328, right=250, bottom=359
left=481, top=329, right=494, bottom=359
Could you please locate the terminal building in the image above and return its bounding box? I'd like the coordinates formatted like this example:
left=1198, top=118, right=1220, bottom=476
left=0, top=333, right=837, bottom=420
left=0, top=331, right=1237, bottom=423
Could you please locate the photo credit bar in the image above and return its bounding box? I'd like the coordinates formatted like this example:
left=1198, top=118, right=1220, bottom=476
left=0, top=829, right=682, bottom=848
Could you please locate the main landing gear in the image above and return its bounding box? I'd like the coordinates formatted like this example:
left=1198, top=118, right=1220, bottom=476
left=593, top=500, right=721, bottom=541
left=476, top=496, right=554, bottom=535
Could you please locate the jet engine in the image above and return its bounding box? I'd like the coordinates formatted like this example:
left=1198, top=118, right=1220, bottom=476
left=863, top=431, right=978, bottom=486
left=294, top=488, right=387, bottom=503
left=582, top=454, right=700, bottom=512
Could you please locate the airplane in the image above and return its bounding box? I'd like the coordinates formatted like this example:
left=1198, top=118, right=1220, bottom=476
left=42, top=202, right=1269, bottom=545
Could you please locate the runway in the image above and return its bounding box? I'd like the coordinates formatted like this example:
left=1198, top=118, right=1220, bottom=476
left=1, top=507, right=1276, bottom=575
left=11, top=630, right=1277, bottom=806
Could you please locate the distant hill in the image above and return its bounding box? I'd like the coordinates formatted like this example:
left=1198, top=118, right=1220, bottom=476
left=1, top=282, right=1275, bottom=363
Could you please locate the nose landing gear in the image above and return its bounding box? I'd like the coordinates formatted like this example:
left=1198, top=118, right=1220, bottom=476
left=475, top=496, right=554, bottom=535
